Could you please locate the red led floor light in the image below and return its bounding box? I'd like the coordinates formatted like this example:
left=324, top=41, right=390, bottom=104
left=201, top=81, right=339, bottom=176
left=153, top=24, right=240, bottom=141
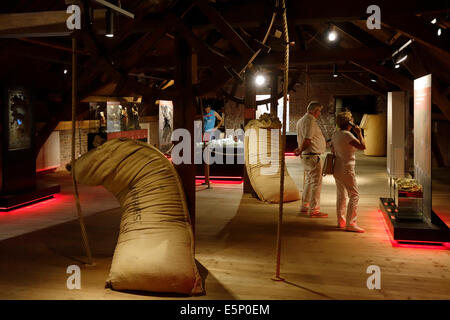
left=377, top=210, right=449, bottom=250
left=0, top=195, right=56, bottom=212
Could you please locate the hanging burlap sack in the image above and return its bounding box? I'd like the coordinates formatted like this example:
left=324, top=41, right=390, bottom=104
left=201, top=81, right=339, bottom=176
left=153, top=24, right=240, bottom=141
left=244, top=113, right=300, bottom=203
left=72, top=138, right=203, bottom=295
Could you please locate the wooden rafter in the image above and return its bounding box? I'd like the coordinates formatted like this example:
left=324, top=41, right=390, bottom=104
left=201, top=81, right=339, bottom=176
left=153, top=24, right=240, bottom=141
left=342, top=73, right=388, bottom=96
left=194, top=0, right=255, bottom=58
left=382, top=14, right=450, bottom=62
left=256, top=47, right=392, bottom=66
left=0, top=9, right=105, bottom=38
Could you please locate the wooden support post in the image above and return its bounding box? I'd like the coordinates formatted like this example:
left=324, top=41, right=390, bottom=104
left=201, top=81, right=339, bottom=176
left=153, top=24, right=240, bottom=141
left=174, top=37, right=196, bottom=235
left=71, top=36, right=94, bottom=266
left=243, top=68, right=257, bottom=196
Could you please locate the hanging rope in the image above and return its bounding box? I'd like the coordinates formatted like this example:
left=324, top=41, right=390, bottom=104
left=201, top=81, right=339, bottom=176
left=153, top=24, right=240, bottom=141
left=71, top=36, right=94, bottom=266
left=272, top=0, right=289, bottom=281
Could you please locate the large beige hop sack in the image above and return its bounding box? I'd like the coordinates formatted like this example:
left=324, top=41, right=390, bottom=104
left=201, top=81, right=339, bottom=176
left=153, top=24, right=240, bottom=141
left=72, top=138, right=203, bottom=295
left=244, top=113, right=300, bottom=203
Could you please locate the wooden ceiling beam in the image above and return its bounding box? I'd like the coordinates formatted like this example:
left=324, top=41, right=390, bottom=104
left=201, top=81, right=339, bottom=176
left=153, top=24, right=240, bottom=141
left=255, top=47, right=392, bottom=66
left=0, top=9, right=105, bottom=38
left=352, top=60, right=450, bottom=120
left=404, top=45, right=450, bottom=121
left=351, top=61, right=413, bottom=92
left=334, top=22, right=388, bottom=48
left=382, top=14, right=450, bottom=62
left=194, top=0, right=255, bottom=58
left=167, top=13, right=231, bottom=68
left=342, top=73, right=388, bottom=96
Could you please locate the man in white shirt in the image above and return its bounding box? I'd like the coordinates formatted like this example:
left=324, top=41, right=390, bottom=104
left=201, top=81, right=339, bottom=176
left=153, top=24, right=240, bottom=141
left=295, top=101, right=328, bottom=218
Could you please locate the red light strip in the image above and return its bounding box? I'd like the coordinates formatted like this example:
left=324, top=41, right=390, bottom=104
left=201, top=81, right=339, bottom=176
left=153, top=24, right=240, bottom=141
left=196, top=179, right=243, bottom=185
left=0, top=195, right=55, bottom=212
left=196, top=175, right=243, bottom=180
left=377, top=209, right=449, bottom=250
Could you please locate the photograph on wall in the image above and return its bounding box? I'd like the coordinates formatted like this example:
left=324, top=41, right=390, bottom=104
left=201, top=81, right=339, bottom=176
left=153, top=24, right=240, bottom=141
left=7, top=89, right=31, bottom=151
left=159, top=100, right=173, bottom=153
left=106, top=101, right=121, bottom=133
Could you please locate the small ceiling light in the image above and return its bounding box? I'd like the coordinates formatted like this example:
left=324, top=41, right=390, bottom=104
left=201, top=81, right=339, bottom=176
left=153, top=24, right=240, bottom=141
left=437, top=28, right=442, bottom=36
left=328, top=24, right=337, bottom=42
left=431, top=18, right=437, bottom=24
left=369, top=74, right=377, bottom=83
left=395, top=53, right=408, bottom=64
left=105, top=8, right=114, bottom=38
left=394, top=64, right=400, bottom=69
left=63, top=69, right=68, bottom=74
left=391, top=39, right=413, bottom=66
left=332, top=64, right=338, bottom=78
left=255, top=74, right=266, bottom=86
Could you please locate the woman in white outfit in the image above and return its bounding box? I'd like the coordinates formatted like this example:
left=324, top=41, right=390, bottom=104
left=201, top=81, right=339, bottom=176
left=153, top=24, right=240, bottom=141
left=331, top=111, right=366, bottom=233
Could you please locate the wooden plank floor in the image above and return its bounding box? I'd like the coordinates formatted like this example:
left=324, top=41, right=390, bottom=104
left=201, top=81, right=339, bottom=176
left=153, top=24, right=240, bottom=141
left=0, top=152, right=448, bottom=299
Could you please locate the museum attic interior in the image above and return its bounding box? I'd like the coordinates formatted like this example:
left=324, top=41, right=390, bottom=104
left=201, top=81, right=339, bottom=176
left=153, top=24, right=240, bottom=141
left=0, top=0, right=449, bottom=301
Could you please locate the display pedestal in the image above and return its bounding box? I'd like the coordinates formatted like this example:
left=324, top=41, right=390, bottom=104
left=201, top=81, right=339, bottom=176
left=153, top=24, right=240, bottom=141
left=0, top=184, right=60, bottom=211
left=379, top=197, right=450, bottom=242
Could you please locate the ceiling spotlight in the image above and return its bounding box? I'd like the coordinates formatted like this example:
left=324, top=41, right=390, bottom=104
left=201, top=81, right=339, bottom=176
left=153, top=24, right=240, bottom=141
left=369, top=74, right=377, bottom=83
left=332, top=64, right=338, bottom=78
left=437, top=28, right=442, bottom=36
left=105, top=8, right=114, bottom=38
left=327, top=24, right=338, bottom=42
left=391, top=39, right=413, bottom=66
left=255, top=74, right=266, bottom=86
left=63, top=69, right=68, bottom=74
left=431, top=18, right=437, bottom=24
left=394, top=64, right=400, bottom=69
left=328, top=29, right=337, bottom=42
left=395, top=53, right=408, bottom=64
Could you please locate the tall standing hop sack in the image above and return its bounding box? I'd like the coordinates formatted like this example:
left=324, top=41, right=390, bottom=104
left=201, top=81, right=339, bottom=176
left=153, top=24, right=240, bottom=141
left=244, top=113, right=300, bottom=203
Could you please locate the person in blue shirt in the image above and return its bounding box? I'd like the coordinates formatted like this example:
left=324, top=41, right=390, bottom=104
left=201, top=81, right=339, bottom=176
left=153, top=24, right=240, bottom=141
left=203, top=105, right=223, bottom=141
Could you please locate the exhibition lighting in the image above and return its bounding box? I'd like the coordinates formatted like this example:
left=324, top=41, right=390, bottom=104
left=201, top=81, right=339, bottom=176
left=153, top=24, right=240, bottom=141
left=395, top=54, right=408, bottom=64
left=105, top=8, right=114, bottom=38
left=94, top=0, right=135, bottom=19
left=63, top=69, right=68, bottom=74
left=377, top=210, right=449, bottom=250
left=431, top=18, right=437, bottom=24
left=327, top=24, right=338, bottom=42
left=437, top=28, right=442, bottom=36
left=332, top=64, right=338, bottom=78
left=394, top=64, right=400, bottom=69
left=392, top=39, right=413, bottom=66
left=369, top=74, right=377, bottom=83
left=255, top=74, right=266, bottom=86
left=328, top=29, right=337, bottom=42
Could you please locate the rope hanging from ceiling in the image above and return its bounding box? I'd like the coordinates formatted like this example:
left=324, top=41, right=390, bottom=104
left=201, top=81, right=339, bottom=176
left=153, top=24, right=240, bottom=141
left=272, top=0, right=289, bottom=282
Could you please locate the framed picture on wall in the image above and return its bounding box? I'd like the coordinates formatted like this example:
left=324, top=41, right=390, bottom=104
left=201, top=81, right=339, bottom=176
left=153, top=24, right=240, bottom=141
left=7, top=88, right=31, bottom=151
left=159, top=100, right=173, bottom=153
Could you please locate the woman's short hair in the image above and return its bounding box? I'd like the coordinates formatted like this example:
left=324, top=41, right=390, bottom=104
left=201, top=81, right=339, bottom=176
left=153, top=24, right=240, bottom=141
left=336, top=111, right=353, bottom=130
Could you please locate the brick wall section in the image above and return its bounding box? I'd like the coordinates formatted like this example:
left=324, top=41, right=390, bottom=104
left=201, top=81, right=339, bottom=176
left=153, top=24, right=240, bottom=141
left=57, top=129, right=89, bottom=171
left=223, top=74, right=387, bottom=142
